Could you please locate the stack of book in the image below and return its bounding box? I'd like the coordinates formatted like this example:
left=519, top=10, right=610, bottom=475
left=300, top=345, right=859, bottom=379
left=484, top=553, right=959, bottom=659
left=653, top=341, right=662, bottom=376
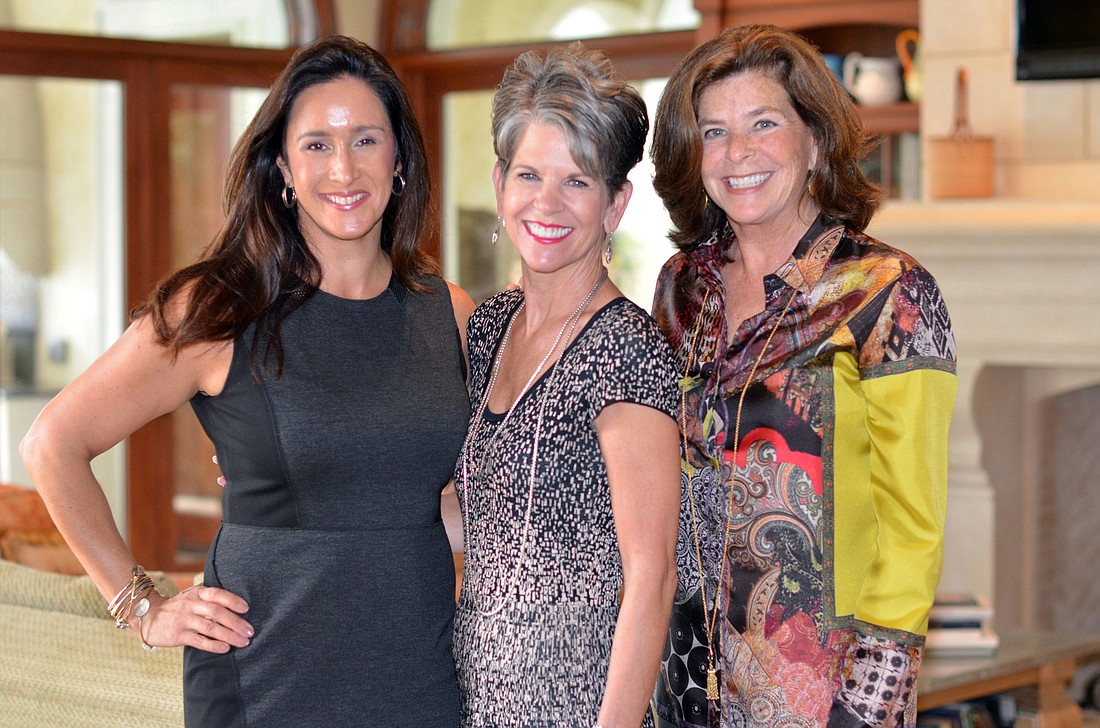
left=917, top=695, right=1016, bottom=728
left=925, top=593, right=999, bottom=657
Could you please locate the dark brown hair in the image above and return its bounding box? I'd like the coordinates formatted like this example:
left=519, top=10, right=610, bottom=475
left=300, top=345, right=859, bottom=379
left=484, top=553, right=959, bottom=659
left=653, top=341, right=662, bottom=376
left=134, top=35, right=437, bottom=373
left=651, top=23, right=882, bottom=248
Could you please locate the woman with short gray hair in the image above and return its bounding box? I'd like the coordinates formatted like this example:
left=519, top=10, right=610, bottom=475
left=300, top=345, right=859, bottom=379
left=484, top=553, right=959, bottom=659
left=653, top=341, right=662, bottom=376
left=453, top=43, right=680, bottom=727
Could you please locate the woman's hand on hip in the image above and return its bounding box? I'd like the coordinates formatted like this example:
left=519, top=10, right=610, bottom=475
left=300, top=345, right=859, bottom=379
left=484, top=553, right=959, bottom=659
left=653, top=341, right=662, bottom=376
left=141, top=584, right=253, bottom=653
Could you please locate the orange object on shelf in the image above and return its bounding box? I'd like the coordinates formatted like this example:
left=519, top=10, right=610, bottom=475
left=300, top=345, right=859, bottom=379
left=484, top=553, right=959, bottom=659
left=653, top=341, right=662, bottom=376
left=928, top=67, right=994, bottom=199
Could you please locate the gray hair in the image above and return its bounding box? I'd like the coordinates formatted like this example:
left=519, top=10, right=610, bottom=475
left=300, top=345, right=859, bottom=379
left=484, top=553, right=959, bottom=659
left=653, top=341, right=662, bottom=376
left=491, top=41, right=649, bottom=194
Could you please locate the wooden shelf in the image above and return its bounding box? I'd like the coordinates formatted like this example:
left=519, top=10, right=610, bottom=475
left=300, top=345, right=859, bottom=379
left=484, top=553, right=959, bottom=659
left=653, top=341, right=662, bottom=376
left=697, top=3, right=922, bottom=137
left=858, top=101, right=919, bottom=135
left=918, top=629, right=1100, bottom=725
left=702, top=0, right=918, bottom=31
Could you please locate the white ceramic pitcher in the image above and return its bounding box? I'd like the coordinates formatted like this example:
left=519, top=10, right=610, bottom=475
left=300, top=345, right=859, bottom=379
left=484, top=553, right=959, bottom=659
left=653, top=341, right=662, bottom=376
left=842, top=52, right=903, bottom=107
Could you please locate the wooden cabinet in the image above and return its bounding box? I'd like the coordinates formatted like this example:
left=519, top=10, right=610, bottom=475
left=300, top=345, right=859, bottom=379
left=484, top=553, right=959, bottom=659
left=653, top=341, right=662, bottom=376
left=695, top=0, right=920, bottom=137
left=697, top=0, right=915, bottom=31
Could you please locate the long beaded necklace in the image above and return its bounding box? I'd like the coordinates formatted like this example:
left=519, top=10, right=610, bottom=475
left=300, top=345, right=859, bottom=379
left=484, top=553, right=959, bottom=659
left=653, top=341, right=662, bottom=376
left=680, top=285, right=796, bottom=701
left=459, top=266, right=608, bottom=617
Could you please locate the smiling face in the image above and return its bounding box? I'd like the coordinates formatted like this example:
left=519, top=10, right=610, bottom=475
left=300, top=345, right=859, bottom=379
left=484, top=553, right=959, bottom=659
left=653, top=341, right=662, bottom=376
left=494, top=121, right=630, bottom=280
left=276, top=75, right=399, bottom=253
left=698, top=70, right=820, bottom=240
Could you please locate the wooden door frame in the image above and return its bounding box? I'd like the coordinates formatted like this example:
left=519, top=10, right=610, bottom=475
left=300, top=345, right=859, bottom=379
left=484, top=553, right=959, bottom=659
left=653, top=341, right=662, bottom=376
left=379, top=0, right=698, bottom=261
left=0, top=21, right=319, bottom=569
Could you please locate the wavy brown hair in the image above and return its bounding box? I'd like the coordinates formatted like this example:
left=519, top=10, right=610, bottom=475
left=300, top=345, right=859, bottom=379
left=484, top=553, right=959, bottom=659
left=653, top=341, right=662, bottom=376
left=651, top=24, right=882, bottom=249
left=133, top=35, right=437, bottom=374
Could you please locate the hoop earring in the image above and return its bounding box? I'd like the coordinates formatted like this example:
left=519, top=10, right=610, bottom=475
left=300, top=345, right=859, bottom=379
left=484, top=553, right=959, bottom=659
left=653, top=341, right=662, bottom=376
left=392, top=173, right=407, bottom=197
left=604, top=231, right=614, bottom=266
left=491, top=217, right=503, bottom=246
left=281, top=185, right=296, bottom=209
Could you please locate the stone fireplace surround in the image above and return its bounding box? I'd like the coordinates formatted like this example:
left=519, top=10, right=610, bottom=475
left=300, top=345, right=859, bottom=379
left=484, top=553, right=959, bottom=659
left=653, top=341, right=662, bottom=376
left=866, top=199, right=1100, bottom=631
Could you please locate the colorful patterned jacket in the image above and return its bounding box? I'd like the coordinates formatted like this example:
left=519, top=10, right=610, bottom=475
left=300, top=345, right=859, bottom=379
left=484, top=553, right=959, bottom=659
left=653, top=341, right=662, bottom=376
left=651, top=214, right=957, bottom=728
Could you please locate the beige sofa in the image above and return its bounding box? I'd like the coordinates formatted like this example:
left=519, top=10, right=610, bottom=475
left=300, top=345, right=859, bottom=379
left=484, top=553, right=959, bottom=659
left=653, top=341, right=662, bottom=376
left=0, top=559, right=184, bottom=727
left=0, top=484, right=184, bottom=727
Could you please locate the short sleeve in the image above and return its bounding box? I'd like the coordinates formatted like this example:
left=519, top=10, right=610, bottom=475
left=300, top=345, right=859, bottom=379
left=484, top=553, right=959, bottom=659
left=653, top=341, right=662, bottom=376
left=589, top=302, right=679, bottom=421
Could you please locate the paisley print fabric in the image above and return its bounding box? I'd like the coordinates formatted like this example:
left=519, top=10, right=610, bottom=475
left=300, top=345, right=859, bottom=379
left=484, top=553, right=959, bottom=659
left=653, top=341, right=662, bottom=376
left=651, top=215, right=957, bottom=728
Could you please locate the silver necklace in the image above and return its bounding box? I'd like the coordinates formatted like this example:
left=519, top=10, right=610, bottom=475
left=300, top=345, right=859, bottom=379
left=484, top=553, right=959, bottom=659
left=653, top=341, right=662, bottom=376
left=459, top=267, right=608, bottom=617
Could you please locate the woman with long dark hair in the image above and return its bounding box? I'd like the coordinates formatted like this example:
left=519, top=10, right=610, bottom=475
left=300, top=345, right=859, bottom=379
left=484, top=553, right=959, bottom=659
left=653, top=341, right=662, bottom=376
left=21, top=35, right=472, bottom=726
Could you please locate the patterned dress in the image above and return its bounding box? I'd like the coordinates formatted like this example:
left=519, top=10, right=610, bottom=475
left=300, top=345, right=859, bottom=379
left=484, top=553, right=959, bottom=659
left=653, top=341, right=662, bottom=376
left=454, top=290, right=678, bottom=727
left=650, top=215, right=957, bottom=728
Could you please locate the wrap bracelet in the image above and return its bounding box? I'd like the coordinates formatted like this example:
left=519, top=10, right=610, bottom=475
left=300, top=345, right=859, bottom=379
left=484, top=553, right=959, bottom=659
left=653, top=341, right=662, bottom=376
left=107, top=565, right=161, bottom=639
left=136, top=615, right=157, bottom=652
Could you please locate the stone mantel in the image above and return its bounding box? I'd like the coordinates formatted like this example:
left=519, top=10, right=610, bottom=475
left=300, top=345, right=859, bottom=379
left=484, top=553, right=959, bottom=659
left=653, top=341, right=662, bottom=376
left=868, top=200, right=1100, bottom=366
left=870, top=200, right=1100, bottom=238
left=864, top=199, right=1100, bottom=605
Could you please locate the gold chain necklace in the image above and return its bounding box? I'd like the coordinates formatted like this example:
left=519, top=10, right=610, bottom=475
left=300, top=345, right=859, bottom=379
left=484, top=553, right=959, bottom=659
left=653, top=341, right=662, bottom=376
left=459, top=267, right=608, bottom=617
left=680, top=286, right=795, bottom=701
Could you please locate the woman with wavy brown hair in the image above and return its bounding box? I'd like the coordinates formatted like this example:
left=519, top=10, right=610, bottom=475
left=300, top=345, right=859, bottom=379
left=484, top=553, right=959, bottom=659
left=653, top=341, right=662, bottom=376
left=649, top=24, right=957, bottom=728
left=21, top=35, right=472, bottom=726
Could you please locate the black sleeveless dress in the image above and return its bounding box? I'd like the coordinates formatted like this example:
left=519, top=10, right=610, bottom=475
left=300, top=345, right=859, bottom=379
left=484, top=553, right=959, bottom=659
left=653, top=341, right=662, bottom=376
left=186, top=274, right=469, bottom=727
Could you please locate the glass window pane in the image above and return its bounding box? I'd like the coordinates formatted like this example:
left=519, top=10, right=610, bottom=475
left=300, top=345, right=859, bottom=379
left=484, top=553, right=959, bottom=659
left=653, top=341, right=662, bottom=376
left=0, top=0, right=294, bottom=48
left=428, top=0, right=698, bottom=50
left=168, top=83, right=267, bottom=566
left=0, top=75, right=127, bottom=519
left=441, top=78, right=677, bottom=311
left=617, top=78, right=678, bottom=309
left=442, top=89, right=520, bottom=303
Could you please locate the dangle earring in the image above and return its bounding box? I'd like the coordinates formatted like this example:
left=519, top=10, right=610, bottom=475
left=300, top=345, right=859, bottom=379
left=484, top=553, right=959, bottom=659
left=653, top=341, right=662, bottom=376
left=491, top=217, right=504, bottom=246
left=604, top=231, right=614, bottom=266
left=281, top=185, right=297, bottom=209
left=806, top=167, right=817, bottom=201
left=392, top=172, right=407, bottom=197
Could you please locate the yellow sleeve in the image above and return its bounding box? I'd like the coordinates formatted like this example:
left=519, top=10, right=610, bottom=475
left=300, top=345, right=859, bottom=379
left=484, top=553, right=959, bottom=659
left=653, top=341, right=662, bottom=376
left=832, top=355, right=956, bottom=638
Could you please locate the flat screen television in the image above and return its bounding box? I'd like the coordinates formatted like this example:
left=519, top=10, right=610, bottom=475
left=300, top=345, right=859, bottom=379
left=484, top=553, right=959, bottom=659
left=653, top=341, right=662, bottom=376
left=1016, top=0, right=1100, bottom=80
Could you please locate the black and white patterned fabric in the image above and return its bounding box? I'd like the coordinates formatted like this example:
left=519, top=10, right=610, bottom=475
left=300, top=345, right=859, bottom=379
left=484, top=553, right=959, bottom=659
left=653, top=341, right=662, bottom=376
left=453, top=290, right=678, bottom=727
